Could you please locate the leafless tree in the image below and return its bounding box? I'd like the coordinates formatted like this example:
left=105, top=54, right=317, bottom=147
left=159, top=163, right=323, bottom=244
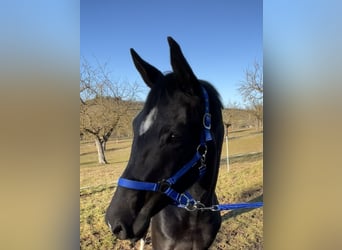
left=80, top=59, right=141, bottom=164
left=238, top=62, right=263, bottom=129
left=222, top=107, right=255, bottom=131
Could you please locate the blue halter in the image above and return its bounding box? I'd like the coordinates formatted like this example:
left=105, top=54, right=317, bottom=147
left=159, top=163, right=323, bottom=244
left=117, top=86, right=263, bottom=212
left=118, top=86, right=211, bottom=210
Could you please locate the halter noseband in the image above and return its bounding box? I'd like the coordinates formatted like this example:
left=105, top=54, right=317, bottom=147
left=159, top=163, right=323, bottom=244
left=117, top=86, right=212, bottom=211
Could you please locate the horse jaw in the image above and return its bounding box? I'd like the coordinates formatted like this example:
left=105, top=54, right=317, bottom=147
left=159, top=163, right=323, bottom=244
left=132, top=213, right=151, bottom=241
left=132, top=193, right=167, bottom=241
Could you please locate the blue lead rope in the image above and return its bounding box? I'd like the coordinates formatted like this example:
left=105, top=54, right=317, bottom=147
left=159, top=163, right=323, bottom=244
left=216, top=202, right=264, bottom=211
left=174, top=190, right=263, bottom=212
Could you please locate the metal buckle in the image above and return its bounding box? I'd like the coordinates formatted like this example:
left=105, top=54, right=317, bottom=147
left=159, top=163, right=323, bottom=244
left=203, top=113, right=211, bottom=130
left=184, top=201, right=197, bottom=211
left=184, top=200, right=205, bottom=211
left=178, top=193, right=195, bottom=211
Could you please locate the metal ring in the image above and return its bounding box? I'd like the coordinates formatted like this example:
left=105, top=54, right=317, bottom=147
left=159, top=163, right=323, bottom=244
left=196, top=144, right=207, bottom=156
left=210, top=205, right=220, bottom=211
left=194, top=201, right=205, bottom=209
left=183, top=199, right=196, bottom=211
left=203, top=113, right=211, bottom=129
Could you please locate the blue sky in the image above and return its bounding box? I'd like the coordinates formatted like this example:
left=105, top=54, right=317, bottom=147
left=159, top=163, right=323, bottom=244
left=81, top=0, right=262, bottom=106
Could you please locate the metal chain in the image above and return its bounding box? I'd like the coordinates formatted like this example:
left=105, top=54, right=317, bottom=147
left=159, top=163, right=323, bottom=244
left=184, top=201, right=220, bottom=212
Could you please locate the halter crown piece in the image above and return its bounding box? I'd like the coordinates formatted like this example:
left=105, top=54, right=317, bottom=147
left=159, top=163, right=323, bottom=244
left=117, top=86, right=264, bottom=212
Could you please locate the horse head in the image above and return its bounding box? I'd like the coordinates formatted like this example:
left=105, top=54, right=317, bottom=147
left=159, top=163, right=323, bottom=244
left=105, top=37, right=223, bottom=242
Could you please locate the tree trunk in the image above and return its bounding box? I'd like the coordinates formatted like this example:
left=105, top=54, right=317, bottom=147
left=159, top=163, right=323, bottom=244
left=101, top=140, right=106, bottom=151
left=95, top=137, right=108, bottom=164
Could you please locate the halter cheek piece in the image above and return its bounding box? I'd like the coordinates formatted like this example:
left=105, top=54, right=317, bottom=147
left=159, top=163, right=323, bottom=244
left=117, top=86, right=264, bottom=211
left=118, top=86, right=212, bottom=211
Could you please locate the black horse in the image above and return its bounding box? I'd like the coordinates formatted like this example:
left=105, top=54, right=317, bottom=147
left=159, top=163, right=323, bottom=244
left=106, top=37, right=224, bottom=249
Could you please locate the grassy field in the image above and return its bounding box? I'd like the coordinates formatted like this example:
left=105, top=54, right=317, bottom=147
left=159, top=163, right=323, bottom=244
left=80, top=129, right=263, bottom=249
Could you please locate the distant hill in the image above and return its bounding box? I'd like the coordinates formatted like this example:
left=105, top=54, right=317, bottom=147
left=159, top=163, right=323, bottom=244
left=81, top=99, right=260, bottom=141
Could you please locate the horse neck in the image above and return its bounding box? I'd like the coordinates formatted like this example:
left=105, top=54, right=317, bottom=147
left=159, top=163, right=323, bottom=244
left=186, top=83, right=224, bottom=205
left=201, top=101, right=224, bottom=205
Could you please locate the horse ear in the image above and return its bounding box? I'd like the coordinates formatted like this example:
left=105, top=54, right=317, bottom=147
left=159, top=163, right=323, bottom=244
left=168, top=37, right=198, bottom=91
left=130, top=48, right=163, bottom=88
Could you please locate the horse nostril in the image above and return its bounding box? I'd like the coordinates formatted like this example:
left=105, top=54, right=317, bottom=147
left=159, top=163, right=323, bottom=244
left=113, top=224, right=122, bottom=234
left=112, top=222, right=128, bottom=240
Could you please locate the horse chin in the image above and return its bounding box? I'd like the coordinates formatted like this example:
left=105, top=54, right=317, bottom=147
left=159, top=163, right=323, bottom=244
left=131, top=214, right=151, bottom=241
left=130, top=193, right=167, bottom=240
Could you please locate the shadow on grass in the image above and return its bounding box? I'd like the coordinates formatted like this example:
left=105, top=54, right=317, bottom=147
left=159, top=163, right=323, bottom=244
left=109, top=160, right=129, bottom=165
left=239, top=187, right=263, bottom=200
left=221, top=194, right=263, bottom=222
left=80, top=146, right=131, bottom=156
left=229, top=130, right=263, bottom=140
left=80, top=161, right=98, bottom=167
left=80, top=160, right=128, bottom=168
left=220, top=152, right=263, bottom=165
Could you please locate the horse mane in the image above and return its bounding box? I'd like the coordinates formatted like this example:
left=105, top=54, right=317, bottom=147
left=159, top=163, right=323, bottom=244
left=200, top=80, right=223, bottom=110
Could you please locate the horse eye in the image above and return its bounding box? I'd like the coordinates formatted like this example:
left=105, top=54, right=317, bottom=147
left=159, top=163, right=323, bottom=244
left=168, top=133, right=177, bottom=143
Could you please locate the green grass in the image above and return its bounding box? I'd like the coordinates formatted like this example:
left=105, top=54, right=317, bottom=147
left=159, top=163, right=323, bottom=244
left=80, top=129, right=263, bottom=249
